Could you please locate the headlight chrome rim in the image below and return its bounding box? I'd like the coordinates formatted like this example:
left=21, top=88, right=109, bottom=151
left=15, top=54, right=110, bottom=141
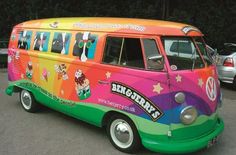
left=180, top=106, right=198, bottom=125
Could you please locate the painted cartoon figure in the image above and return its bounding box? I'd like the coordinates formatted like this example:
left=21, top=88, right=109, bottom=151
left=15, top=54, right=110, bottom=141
left=55, top=64, right=68, bottom=80
left=18, top=30, right=30, bottom=50
left=33, top=32, right=47, bottom=51
left=73, top=32, right=95, bottom=62
left=74, top=69, right=91, bottom=100
left=26, top=61, right=33, bottom=79
left=52, top=32, right=70, bottom=54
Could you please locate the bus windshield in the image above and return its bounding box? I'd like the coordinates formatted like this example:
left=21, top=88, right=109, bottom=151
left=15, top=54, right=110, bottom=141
left=162, top=37, right=205, bottom=71
left=194, top=37, right=213, bottom=65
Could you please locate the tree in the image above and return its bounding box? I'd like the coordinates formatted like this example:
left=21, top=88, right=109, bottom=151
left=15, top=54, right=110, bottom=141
left=0, top=0, right=235, bottom=48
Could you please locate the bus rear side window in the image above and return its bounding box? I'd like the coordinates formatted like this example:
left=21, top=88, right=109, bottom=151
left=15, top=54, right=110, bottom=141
left=17, top=30, right=32, bottom=50
left=33, top=32, right=50, bottom=52
left=73, top=32, right=98, bottom=61
left=51, top=32, right=71, bottom=55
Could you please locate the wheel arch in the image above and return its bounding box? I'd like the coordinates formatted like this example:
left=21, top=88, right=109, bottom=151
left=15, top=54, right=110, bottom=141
left=102, top=110, right=139, bottom=130
left=6, top=84, right=37, bottom=101
left=6, top=85, right=22, bottom=95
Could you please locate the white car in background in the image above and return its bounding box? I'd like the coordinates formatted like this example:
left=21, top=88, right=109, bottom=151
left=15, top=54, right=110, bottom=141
left=216, top=43, right=236, bottom=88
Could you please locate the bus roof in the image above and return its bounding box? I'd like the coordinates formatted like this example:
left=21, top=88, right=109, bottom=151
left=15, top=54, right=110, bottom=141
left=15, top=17, right=203, bottom=36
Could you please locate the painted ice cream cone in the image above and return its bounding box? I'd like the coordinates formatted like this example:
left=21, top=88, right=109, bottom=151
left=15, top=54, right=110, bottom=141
left=43, top=68, right=48, bottom=81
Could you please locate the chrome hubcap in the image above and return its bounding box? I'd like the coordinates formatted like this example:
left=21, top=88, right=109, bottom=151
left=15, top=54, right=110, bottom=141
left=21, top=90, right=32, bottom=110
left=110, top=119, right=133, bottom=149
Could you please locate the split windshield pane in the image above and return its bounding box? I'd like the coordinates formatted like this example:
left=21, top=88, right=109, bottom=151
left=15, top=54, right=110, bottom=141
left=162, top=37, right=205, bottom=71
left=194, top=37, right=213, bottom=65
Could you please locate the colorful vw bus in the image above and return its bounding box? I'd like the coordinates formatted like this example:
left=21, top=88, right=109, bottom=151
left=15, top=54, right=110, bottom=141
left=6, top=18, right=224, bottom=154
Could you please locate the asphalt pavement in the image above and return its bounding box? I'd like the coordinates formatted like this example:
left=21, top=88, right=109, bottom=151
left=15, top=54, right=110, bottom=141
left=0, top=68, right=236, bottom=155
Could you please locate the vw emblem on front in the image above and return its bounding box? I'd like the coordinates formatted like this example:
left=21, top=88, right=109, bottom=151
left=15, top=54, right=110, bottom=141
left=206, top=77, right=217, bottom=101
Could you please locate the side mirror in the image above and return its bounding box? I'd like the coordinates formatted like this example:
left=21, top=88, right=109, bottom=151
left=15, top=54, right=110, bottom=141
left=147, top=55, right=164, bottom=70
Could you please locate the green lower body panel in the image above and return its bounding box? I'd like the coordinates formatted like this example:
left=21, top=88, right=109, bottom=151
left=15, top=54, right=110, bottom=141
left=6, top=80, right=224, bottom=154
left=6, top=80, right=110, bottom=127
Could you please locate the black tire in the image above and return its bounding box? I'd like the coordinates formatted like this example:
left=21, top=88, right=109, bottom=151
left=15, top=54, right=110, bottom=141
left=19, top=89, right=39, bottom=113
left=106, top=114, right=141, bottom=153
left=233, top=76, right=236, bottom=90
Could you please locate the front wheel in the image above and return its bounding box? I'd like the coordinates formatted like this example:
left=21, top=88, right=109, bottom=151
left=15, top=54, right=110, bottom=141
left=20, top=89, right=39, bottom=112
left=107, top=115, right=141, bottom=153
left=233, top=76, right=236, bottom=90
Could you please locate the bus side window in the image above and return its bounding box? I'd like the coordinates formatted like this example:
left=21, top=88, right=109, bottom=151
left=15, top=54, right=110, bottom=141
left=73, top=32, right=98, bottom=62
left=103, top=36, right=145, bottom=69
left=142, top=39, right=164, bottom=71
left=33, top=32, right=50, bottom=52
left=17, top=30, right=32, bottom=50
left=103, top=37, right=122, bottom=65
left=51, top=32, right=71, bottom=55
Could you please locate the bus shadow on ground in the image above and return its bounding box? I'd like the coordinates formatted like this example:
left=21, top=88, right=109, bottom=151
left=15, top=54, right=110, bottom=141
left=221, top=82, right=235, bottom=91
left=220, top=82, right=236, bottom=100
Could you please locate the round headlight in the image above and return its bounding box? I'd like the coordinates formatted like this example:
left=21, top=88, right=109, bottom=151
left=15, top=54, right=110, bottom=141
left=180, top=106, right=198, bottom=125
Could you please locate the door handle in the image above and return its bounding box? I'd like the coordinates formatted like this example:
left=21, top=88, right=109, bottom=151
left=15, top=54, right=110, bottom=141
left=98, top=80, right=110, bottom=85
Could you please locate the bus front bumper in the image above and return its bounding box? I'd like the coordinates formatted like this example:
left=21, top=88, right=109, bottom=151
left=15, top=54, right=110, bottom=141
left=141, top=117, right=224, bottom=154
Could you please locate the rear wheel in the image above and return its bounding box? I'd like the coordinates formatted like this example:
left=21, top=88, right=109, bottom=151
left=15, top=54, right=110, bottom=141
left=106, top=114, right=141, bottom=153
left=20, top=89, right=39, bottom=112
